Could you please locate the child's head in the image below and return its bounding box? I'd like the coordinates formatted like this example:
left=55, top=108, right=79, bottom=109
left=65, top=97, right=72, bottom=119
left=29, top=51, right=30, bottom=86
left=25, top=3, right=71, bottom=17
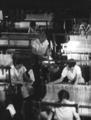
left=58, top=89, right=70, bottom=102
left=67, top=59, right=76, bottom=68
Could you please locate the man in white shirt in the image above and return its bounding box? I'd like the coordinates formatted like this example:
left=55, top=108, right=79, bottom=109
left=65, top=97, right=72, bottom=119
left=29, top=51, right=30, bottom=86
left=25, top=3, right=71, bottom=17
left=31, top=31, right=49, bottom=56
left=53, top=59, right=85, bottom=84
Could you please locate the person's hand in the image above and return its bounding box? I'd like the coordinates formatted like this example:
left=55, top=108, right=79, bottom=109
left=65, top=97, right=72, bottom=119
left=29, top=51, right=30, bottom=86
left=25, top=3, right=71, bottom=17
left=49, top=81, right=55, bottom=85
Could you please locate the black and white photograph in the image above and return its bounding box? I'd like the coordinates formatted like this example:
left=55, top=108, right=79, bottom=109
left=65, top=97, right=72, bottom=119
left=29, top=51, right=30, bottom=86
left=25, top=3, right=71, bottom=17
left=0, top=0, right=91, bottom=120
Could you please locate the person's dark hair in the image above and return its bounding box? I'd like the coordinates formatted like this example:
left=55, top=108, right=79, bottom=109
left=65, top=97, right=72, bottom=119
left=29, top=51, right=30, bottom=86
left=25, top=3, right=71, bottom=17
left=67, top=59, right=76, bottom=68
left=58, top=89, right=70, bottom=102
left=30, top=21, right=36, bottom=28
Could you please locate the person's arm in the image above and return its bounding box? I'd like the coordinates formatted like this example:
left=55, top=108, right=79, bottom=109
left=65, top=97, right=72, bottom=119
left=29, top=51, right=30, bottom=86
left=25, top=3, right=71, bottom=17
left=74, top=66, right=85, bottom=85
left=51, top=67, right=67, bottom=84
left=52, top=76, right=64, bottom=84
left=74, top=74, right=80, bottom=85
left=47, top=111, right=54, bottom=120
left=40, top=106, right=55, bottom=120
left=28, top=69, right=35, bottom=84
left=23, top=72, right=30, bottom=82
left=40, top=111, right=53, bottom=120
left=74, top=74, right=85, bottom=85
left=73, top=109, right=80, bottom=120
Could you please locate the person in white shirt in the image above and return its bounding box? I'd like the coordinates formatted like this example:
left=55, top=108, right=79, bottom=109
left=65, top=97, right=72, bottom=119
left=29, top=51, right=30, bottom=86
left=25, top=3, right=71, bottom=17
left=53, top=59, right=85, bottom=84
left=31, top=31, right=49, bottom=56
left=40, top=90, right=80, bottom=120
left=51, top=90, right=80, bottom=120
left=14, top=60, right=34, bottom=98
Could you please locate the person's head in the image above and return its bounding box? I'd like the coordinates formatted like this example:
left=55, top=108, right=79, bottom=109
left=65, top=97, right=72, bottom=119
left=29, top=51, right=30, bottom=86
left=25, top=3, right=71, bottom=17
left=15, top=58, right=23, bottom=69
left=67, top=59, right=76, bottom=68
left=58, top=89, right=70, bottom=102
left=30, top=21, right=36, bottom=29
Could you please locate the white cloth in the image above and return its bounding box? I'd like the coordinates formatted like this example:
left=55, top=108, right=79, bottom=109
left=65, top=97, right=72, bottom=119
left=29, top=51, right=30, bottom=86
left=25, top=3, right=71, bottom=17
left=0, top=64, right=18, bottom=81
left=6, top=104, right=16, bottom=117
left=0, top=54, right=13, bottom=66
left=31, top=38, right=49, bottom=56
left=61, top=65, right=84, bottom=83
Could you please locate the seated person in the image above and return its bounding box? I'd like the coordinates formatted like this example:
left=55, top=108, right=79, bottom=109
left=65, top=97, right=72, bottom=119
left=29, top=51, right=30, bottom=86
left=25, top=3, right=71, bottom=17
left=53, top=59, right=85, bottom=84
left=14, top=58, right=35, bottom=84
left=40, top=90, right=80, bottom=120
left=51, top=90, right=80, bottom=120
left=14, top=59, right=34, bottom=98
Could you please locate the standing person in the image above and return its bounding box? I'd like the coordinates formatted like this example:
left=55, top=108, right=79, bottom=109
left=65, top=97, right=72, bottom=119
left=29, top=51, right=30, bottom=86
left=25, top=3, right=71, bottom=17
left=9, top=59, right=27, bottom=119
left=31, top=31, right=49, bottom=100
left=31, top=31, right=49, bottom=57
left=53, top=59, right=85, bottom=84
